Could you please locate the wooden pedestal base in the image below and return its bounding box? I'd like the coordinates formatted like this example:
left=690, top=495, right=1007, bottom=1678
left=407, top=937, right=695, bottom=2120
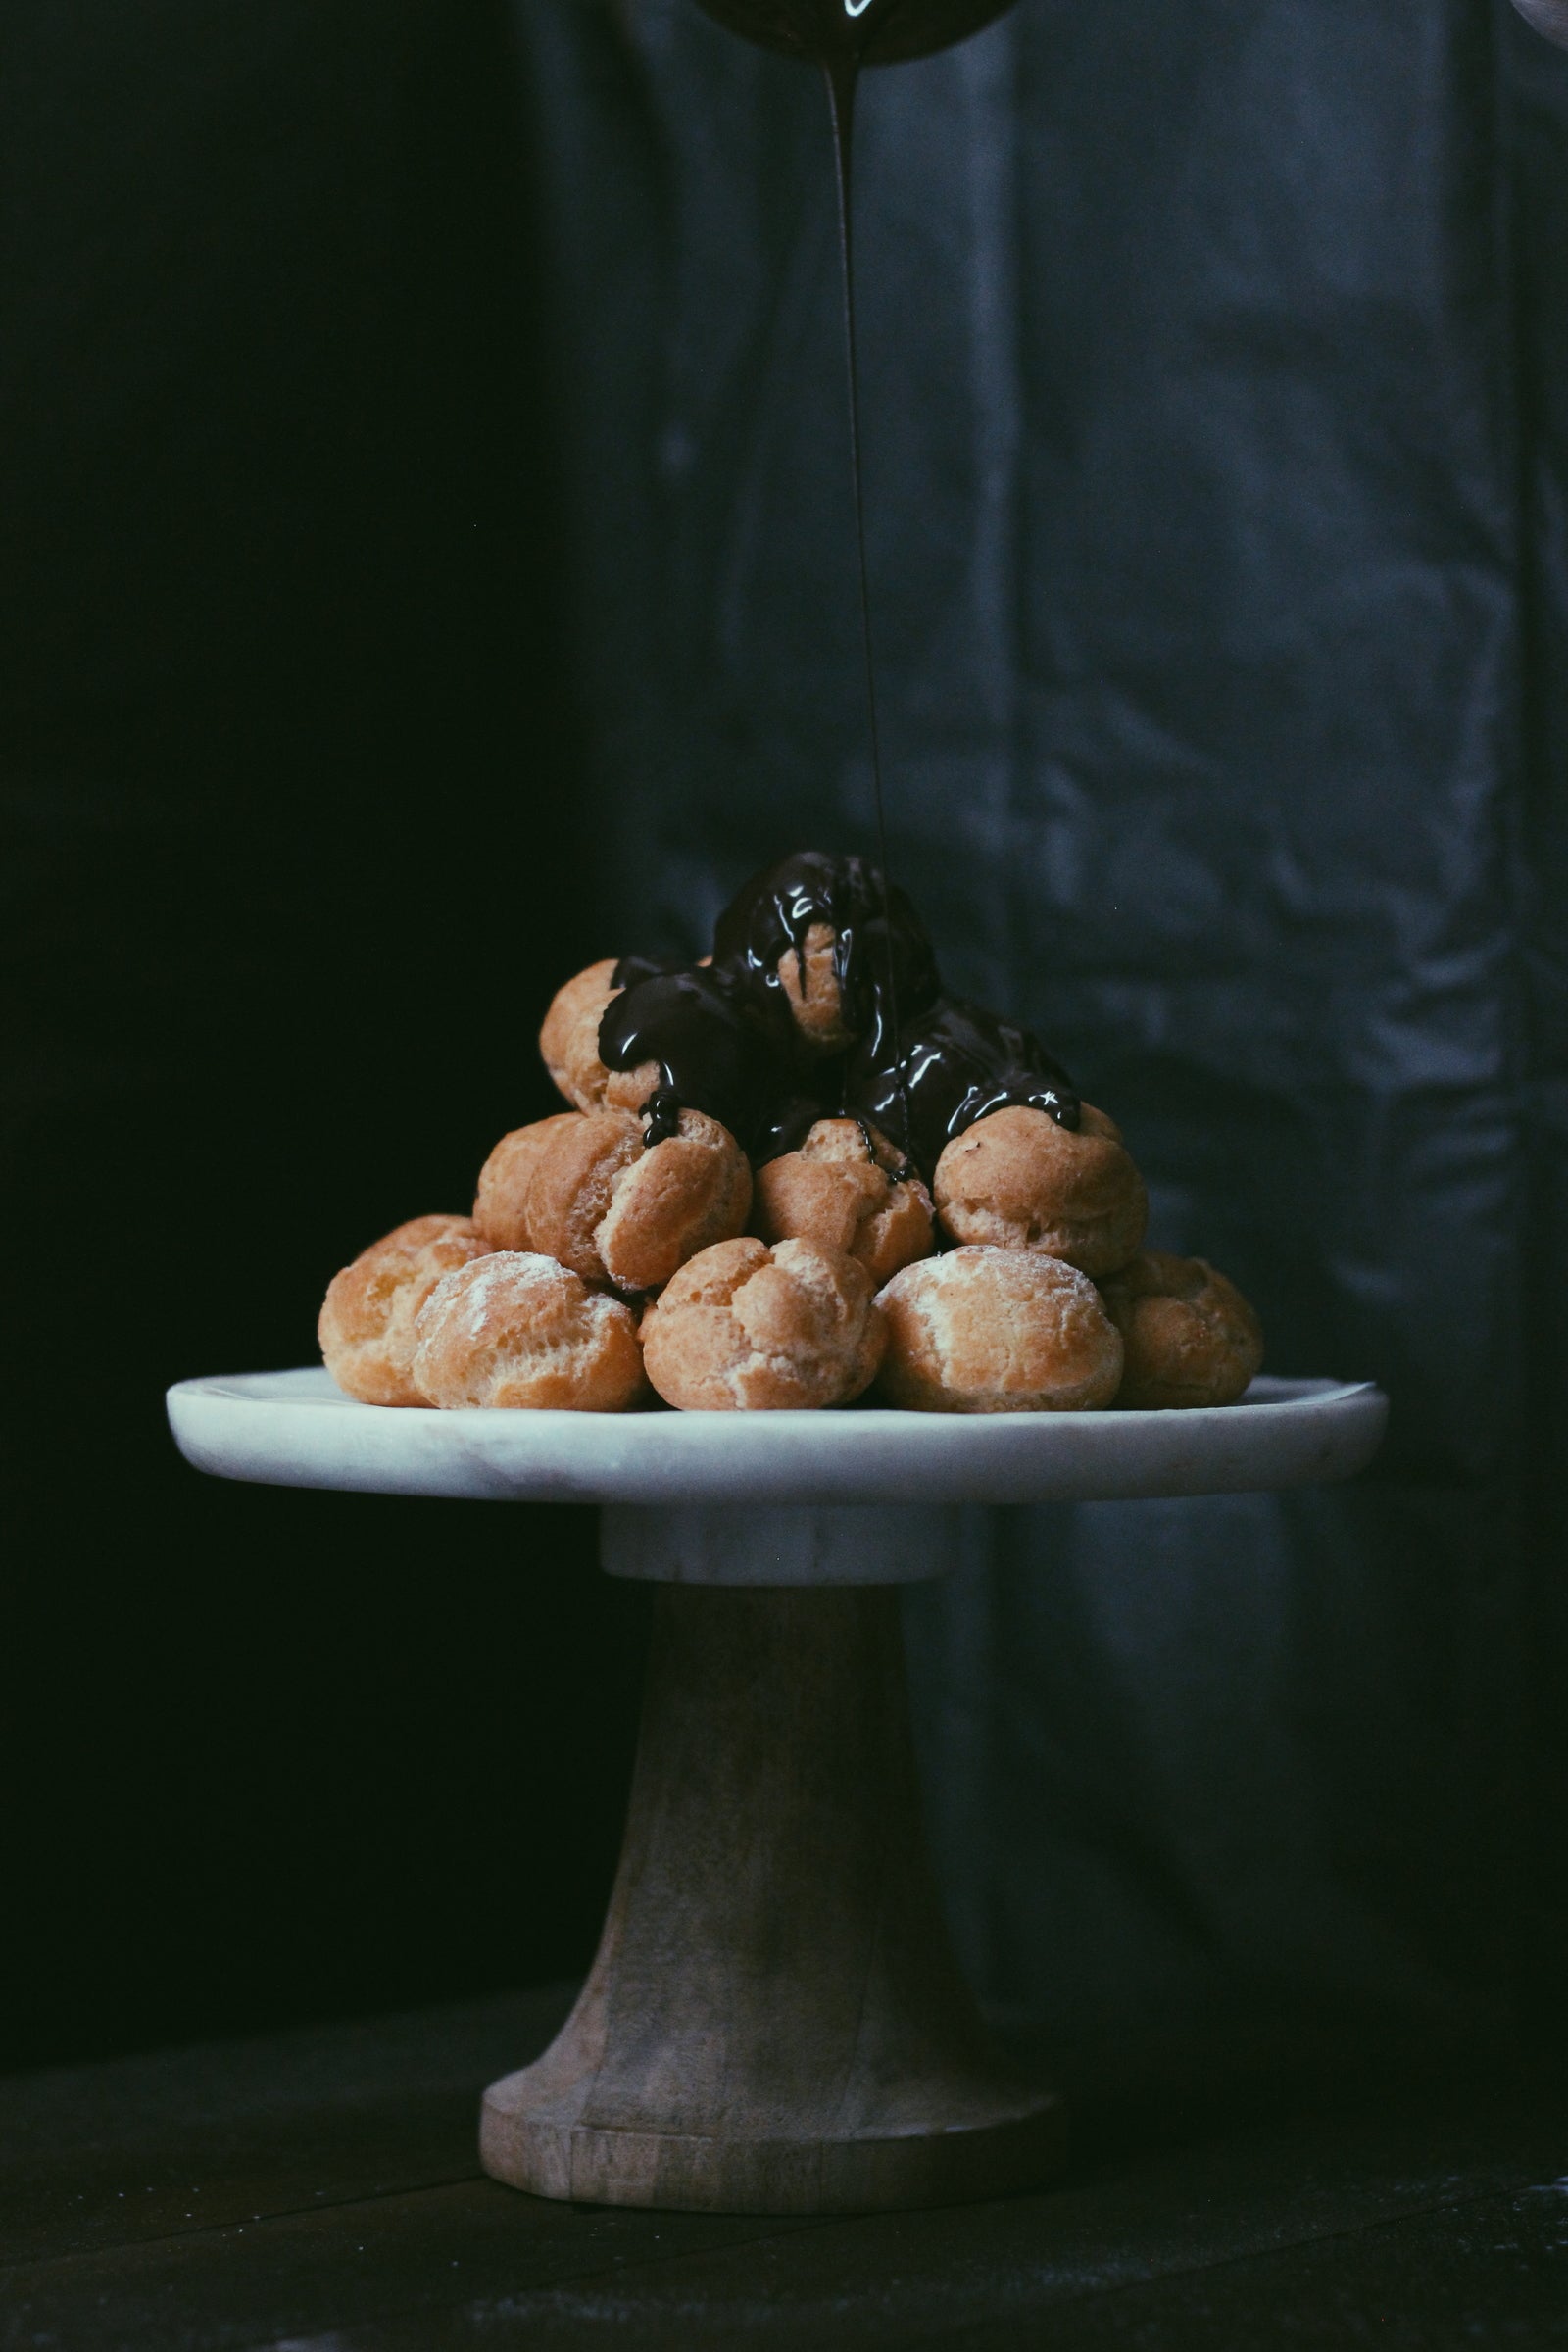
left=481, top=1545, right=1063, bottom=2215
left=171, top=1371, right=1385, bottom=2214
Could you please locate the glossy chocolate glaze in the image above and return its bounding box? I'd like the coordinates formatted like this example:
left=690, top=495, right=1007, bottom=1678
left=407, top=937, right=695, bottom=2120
left=598, top=853, right=1078, bottom=1180
left=610, top=953, right=688, bottom=990
left=599, top=962, right=790, bottom=1149
left=845, top=996, right=1080, bottom=1175
left=710, top=850, right=939, bottom=1057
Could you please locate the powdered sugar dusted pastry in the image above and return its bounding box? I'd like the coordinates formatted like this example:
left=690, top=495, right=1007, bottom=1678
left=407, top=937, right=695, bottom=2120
left=472, top=1113, right=582, bottom=1251
left=641, top=1236, right=886, bottom=1410
left=412, top=1251, right=645, bottom=1410
left=513, top=1107, right=753, bottom=1294
left=933, top=1102, right=1147, bottom=1278
left=318, top=1213, right=492, bottom=1407
left=875, top=1246, right=1123, bottom=1413
left=1099, top=1250, right=1263, bottom=1409
left=754, top=1118, right=934, bottom=1286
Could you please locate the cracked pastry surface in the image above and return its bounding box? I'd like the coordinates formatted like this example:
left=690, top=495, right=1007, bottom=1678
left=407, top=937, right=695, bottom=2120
left=477, top=1107, right=752, bottom=1294
left=933, top=1102, right=1147, bottom=1278
left=875, top=1245, right=1123, bottom=1413
left=640, top=1235, right=886, bottom=1411
left=753, top=1117, right=935, bottom=1286
left=471, top=1113, right=582, bottom=1251
left=318, top=1213, right=492, bottom=1407
left=1099, top=1250, right=1263, bottom=1408
left=412, top=1250, right=646, bottom=1410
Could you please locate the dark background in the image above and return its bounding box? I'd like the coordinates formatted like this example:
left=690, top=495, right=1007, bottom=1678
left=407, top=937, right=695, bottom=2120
left=2, top=0, right=649, bottom=2069
left=4, top=0, right=1567, bottom=2096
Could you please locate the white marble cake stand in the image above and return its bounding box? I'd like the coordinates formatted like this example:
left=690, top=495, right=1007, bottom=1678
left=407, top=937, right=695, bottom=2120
left=168, top=1368, right=1386, bottom=2218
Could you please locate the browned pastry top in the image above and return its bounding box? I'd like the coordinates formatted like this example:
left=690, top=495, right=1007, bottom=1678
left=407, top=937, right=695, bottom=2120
left=933, top=1102, right=1147, bottom=1278
left=641, top=1235, right=886, bottom=1411
left=1099, top=1250, right=1263, bottom=1410
left=753, top=1116, right=935, bottom=1286
left=475, top=1108, right=752, bottom=1295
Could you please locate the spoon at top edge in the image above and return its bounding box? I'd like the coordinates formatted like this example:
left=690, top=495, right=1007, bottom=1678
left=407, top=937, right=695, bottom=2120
left=689, top=0, right=1018, bottom=70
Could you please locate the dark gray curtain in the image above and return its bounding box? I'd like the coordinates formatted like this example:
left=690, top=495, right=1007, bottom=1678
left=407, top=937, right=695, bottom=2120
left=514, top=0, right=1567, bottom=2092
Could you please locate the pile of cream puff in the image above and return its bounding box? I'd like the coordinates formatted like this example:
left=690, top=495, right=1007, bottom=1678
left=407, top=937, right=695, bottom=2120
left=319, top=939, right=1262, bottom=1419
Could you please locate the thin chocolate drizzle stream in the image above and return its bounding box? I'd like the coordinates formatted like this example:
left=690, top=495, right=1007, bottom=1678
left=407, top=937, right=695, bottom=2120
left=822, top=58, right=909, bottom=1151
left=596, top=0, right=1062, bottom=1189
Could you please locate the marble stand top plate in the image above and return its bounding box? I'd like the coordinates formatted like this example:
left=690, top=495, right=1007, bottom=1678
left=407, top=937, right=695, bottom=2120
left=167, top=1368, right=1387, bottom=1509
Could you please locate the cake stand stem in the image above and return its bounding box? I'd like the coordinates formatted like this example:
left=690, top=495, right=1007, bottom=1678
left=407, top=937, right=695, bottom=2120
left=480, top=1508, right=1063, bottom=2215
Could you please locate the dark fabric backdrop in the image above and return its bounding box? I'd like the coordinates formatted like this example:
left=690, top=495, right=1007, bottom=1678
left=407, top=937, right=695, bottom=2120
left=515, top=0, right=1567, bottom=2097
left=3, top=0, right=1564, bottom=2089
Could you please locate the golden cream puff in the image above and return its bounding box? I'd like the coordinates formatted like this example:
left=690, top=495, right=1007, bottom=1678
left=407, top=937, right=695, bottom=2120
left=1099, top=1250, right=1263, bottom=1409
left=412, top=1250, right=646, bottom=1410
left=318, top=1213, right=492, bottom=1406
left=753, top=1117, right=935, bottom=1286
left=932, top=1102, right=1147, bottom=1278
left=875, top=1245, right=1123, bottom=1413
left=640, top=1235, right=885, bottom=1410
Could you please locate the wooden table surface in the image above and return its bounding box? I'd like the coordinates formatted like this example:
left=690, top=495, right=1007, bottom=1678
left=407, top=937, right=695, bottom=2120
left=5, top=1984, right=1565, bottom=2350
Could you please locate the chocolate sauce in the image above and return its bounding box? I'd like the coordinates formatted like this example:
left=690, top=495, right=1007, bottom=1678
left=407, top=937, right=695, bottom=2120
left=610, top=953, right=689, bottom=990
left=598, top=852, right=1079, bottom=1179
left=600, top=856, right=919, bottom=1159
left=821, top=59, right=912, bottom=1152
left=598, top=963, right=790, bottom=1149
left=710, top=849, right=938, bottom=1056
left=845, top=996, right=1080, bottom=1177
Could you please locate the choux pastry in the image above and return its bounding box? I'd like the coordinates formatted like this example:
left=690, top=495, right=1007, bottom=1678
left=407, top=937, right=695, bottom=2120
left=778, top=920, right=854, bottom=1052
left=641, top=1235, right=886, bottom=1411
left=412, top=1251, right=646, bottom=1411
left=753, top=1118, right=935, bottom=1286
left=471, top=1112, right=581, bottom=1250
left=539, top=957, right=622, bottom=1110
left=875, top=1245, right=1123, bottom=1413
left=1099, top=1250, right=1263, bottom=1408
left=594, top=1108, right=753, bottom=1292
left=538, top=957, right=663, bottom=1117
left=318, top=1213, right=492, bottom=1406
left=477, top=1107, right=752, bottom=1294
left=308, top=854, right=1266, bottom=1424
left=708, top=851, right=941, bottom=1064
left=933, top=1102, right=1147, bottom=1278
